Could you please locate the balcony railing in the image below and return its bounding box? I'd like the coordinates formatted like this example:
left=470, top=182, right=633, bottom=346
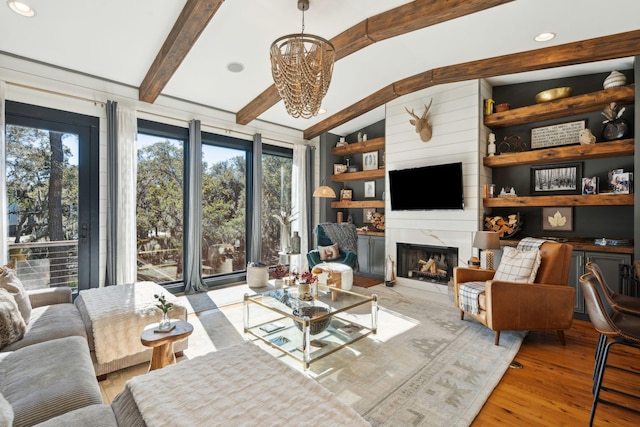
left=8, top=240, right=78, bottom=291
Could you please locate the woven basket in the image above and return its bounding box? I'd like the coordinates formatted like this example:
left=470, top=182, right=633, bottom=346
left=293, top=306, right=332, bottom=335
left=247, top=265, right=268, bottom=288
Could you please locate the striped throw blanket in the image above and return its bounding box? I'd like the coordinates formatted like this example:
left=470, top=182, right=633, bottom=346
left=459, top=281, right=486, bottom=315
left=517, top=237, right=547, bottom=251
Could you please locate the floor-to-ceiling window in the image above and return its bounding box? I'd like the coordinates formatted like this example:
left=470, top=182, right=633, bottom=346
left=136, top=121, right=187, bottom=284
left=137, top=120, right=293, bottom=288
left=4, top=101, right=99, bottom=291
left=261, top=146, right=293, bottom=266
left=201, top=138, right=249, bottom=279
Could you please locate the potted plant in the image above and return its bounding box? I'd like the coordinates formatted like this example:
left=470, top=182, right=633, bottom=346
left=272, top=264, right=287, bottom=288
left=294, top=271, right=317, bottom=298
left=154, top=293, right=174, bottom=330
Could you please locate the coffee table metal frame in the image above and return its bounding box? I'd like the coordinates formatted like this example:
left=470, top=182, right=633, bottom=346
left=244, top=285, right=377, bottom=369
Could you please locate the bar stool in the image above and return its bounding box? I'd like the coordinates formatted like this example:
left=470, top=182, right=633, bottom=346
left=585, top=262, right=640, bottom=383
left=579, top=272, right=640, bottom=426
left=585, top=262, right=640, bottom=316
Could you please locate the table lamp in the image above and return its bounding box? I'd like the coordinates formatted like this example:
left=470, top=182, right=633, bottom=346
left=472, top=231, right=501, bottom=270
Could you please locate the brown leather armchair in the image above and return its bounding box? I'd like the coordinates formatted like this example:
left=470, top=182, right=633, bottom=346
left=453, top=241, right=575, bottom=345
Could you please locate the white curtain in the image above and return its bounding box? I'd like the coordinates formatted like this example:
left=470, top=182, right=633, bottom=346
left=292, top=144, right=310, bottom=273
left=183, top=120, right=207, bottom=293
left=105, top=101, right=137, bottom=285
left=0, top=82, right=7, bottom=265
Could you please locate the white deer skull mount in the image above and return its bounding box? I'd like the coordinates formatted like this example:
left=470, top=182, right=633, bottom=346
left=405, top=99, right=433, bottom=142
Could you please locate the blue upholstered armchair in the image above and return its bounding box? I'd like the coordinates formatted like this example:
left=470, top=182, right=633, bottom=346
left=307, top=223, right=358, bottom=270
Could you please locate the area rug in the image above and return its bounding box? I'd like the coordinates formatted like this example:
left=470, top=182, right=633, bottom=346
left=183, top=285, right=525, bottom=427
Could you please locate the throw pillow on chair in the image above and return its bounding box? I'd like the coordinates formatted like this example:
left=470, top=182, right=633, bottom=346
left=319, top=243, right=339, bottom=261
left=493, top=246, right=541, bottom=283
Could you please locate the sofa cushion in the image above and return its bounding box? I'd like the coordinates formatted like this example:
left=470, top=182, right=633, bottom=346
left=319, top=243, right=339, bottom=261
left=0, top=336, right=102, bottom=427
left=33, top=404, right=118, bottom=427
left=493, top=246, right=541, bottom=283
left=0, top=288, right=26, bottom=349
left=0, top=393, right=13, bottom=427
left=1, top=302, right=86, bottom=352
left=0, top=266, right=32, bottom=324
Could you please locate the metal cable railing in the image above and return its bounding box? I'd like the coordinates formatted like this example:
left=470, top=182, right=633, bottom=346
left=8, top=240, right=78, bottom=291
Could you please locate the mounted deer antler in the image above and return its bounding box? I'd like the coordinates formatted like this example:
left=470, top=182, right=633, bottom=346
left=405, top=99, right=433, bottom=142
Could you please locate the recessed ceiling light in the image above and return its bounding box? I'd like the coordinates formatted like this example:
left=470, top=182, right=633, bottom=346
left=318, top=108, right=327, bottom=114
left=534, top=32, right=556, bottom=42
left=7, top=1, right=35, bottom=17
left=227, top=62, right=244, bottom=73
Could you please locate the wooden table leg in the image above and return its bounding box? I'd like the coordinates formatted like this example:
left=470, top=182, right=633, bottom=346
left=148, top=342, right=176, bottom=371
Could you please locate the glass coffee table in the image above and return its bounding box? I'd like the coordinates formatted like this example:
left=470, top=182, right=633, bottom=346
left=244, top=285, right=378, bottom=369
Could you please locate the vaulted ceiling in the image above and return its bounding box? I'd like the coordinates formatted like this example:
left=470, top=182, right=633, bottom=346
left=1, top=0, right=639, bottom=139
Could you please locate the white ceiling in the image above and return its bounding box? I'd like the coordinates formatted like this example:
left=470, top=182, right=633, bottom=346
left=0, top=0, right=638, bottom=136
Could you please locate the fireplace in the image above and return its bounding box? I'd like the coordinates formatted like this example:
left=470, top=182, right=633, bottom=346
left=397, top=243, right=458, bottom=285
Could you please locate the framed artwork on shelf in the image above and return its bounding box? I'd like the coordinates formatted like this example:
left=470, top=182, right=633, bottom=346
left=542, top=207, right=573, bottom=231
left=530, top=120, right=586, bottom=149
left=581, top=177, right=598, bottom=195
left=340, top=189, right=353, bottom=201
left=364, top=181, right=375, bottom=198
left=333, top=164, right=347, bottom=175
left=362, top=151, right=378, bottom=171
left=530, top=162, right=582, bottom=196
left=363, top=208, right=375, bottom=223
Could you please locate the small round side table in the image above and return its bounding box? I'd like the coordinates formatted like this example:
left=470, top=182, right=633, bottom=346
left=140, top=320, right=193, bottom=371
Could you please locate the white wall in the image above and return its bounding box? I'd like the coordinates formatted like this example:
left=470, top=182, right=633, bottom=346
left=0, top=54, right=308, bottom=287
left=385, top=80, right=490, bottom=296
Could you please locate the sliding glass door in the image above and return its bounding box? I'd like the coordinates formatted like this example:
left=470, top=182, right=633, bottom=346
left=4, top=101, right=99, bottom=291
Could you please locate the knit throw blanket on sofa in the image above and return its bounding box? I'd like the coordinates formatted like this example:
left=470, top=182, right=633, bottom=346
left=76, top=281, right=185, bottom=365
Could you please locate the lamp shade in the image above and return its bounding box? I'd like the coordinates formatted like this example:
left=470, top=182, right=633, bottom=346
left=472, top=231, right=500, bottom=249
left=313, top=185, right=336, bottom=198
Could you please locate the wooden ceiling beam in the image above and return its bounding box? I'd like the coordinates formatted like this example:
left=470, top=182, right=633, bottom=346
left=303, top=30, right=640, bottom=140
left=139, top=0, right=224, bottom=104
left=236, top=0, right=514, bottom=125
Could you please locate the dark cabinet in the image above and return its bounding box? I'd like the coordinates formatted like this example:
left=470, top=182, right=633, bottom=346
left=357, top=235, right=385, bottom=279
left=569, top=250, right=632, bottom=315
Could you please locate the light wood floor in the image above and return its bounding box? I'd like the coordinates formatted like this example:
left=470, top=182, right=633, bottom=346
left=472, top=319, right=640, bottom=426
left=99, top=310, right=640, bottom=426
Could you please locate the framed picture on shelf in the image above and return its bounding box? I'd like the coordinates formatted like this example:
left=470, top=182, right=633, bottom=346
left=333, top=164, right=347, bottom=175
left=340, top=189, right=353, bottom=201
left=363, top=208, right=375, bottom=223
left=362, top=151, right=378, bottom=171
left=530, top=162, right=582, bottom=196
left=612, top=172, right=633, bottom=194
left=364, top=181, right=375, bottom=198
left=581, top=177, right=598, bottom=195
left=542, top=207, right=573, bottom=231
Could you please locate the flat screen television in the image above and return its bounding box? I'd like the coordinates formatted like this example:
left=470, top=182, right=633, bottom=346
left=389, top=162, right=464, bottom=210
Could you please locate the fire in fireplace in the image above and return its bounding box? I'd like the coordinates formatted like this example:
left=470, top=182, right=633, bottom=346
left=396, top=243, right=458, bottom=285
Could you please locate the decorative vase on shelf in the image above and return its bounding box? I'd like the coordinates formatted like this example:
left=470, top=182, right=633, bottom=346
left=291, top=231, right=301, bottom=254
left=159, top=312, right=171, bottom=331
left=603, top=70, right=626, bottom=89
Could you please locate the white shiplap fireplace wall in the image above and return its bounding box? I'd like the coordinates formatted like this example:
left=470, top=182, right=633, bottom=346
left=385, top=80, right=492, bottom=297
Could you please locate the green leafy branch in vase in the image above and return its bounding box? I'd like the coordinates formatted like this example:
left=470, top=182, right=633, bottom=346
left=153, top=293, right=174, bottom=314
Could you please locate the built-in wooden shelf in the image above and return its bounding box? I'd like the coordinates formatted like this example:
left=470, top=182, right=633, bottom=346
left=357, top=230, right=384, bottom=237
left=484, top=84, right=635, bottom=128
left=331, top=168, right=385, bottom=182
left=331, top=200, right=385, bottom=209
left=501, top=238, right=634, bottom=254
left=330, top=137, right=385, bottom=155
left=483, top=138, right=634, bottom=168
left=483, top=193, right=633, bottom=208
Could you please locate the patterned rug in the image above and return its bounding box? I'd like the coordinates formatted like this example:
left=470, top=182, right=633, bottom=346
left=183, top=285, right=525, bottom=427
